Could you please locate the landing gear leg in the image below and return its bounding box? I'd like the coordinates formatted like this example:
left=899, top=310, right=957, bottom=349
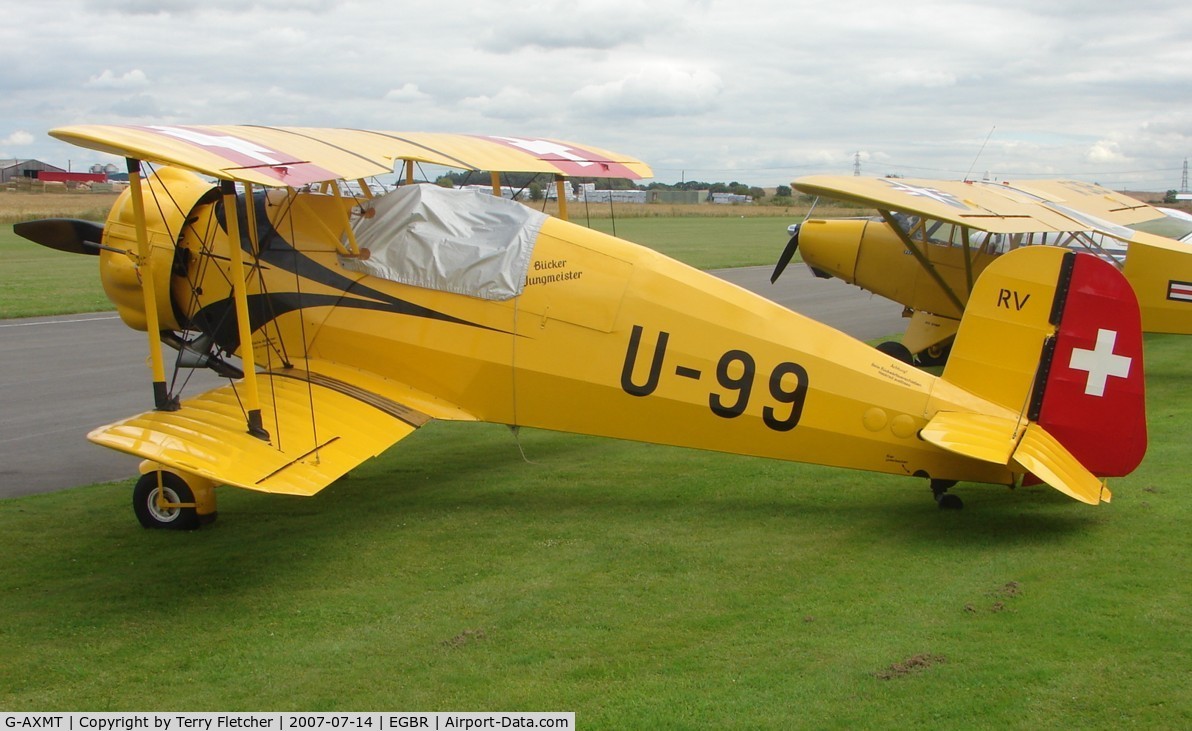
left=931, top=479, right=963, bottom=510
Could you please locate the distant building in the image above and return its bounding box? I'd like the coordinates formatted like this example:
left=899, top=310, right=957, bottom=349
left=38, top=171, right=107, bottom=184
left=576, top=184, right=647, bottom=204
left=710, top=192, right=753, bottom=205
left=1, top=159, right=66, bottom=183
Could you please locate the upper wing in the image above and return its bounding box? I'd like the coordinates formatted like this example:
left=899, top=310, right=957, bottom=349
left=793, top=175, right=1137, bottom=238
left=88, top=363, right=475, bottom=496
left=50, top=125, right=652, bottom=188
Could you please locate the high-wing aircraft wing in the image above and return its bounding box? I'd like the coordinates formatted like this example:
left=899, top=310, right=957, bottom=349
left=51, top=125, right=653, bottom=188
left=793, top=175, right=1136, bottom=238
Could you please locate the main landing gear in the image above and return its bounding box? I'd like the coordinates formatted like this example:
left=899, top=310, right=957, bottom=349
left=931, top=479, right=963, bottom=510
left=132, top=466, right=218, bottom=529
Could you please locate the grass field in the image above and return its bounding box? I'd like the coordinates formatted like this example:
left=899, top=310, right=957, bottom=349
left=1, top=192, right=1188, bottom=725
left=0, top=192, right=120, bottom=318
left=0, top=335, right=1188, bottom=724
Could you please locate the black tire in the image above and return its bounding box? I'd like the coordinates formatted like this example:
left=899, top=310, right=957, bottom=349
left=132, top=472, right=201, bottom=530
left=937, top=493, right=964, bottom=510
left=876, top=340, right=914, bottom=365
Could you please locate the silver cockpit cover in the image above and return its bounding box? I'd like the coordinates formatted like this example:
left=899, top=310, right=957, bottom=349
left=340, top=184, right=545, bottom=300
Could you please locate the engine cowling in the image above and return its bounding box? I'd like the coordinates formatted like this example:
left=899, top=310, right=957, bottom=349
left=100, top=167, right=218, bottom=332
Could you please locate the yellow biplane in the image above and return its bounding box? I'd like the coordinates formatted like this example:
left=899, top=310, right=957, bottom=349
left=15, top=125, right=1147, bottom=527
left=778, top=175, right=1192, bottom=364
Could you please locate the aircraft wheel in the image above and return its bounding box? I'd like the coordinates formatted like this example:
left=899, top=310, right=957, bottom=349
left=132, top=471, right=201, bottom=530
left=937, top=493, right=964, bottom=510
left=916, top=343, right=952, bottom=367
left=876, top=341, right=914, bottom=365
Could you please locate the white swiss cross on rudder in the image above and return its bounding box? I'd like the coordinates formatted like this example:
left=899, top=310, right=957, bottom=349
left=1068, top=328, right=1132, bottom=397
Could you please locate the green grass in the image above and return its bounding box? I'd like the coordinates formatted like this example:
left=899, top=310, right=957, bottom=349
left=0, top=229, right=110, bottom=318
left=1, top=335, right=1189, bottom=725
left=575, top=216, right=794, bottom=270
left=0, top=216, right=795, bottom=318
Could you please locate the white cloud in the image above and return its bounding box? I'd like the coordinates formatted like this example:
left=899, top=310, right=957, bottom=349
left=1087, top=140, right=1129, bottom=164
left=573, top=65, right=722, bottom=118
left=2, top=130, right=34, bottom=147
left=459, top=87, right=548, bottom=121
left=476, top=1, right=680, bottom=51
left=87, top=69, right=148, bottom=89
left=875, top=67, right=957, bottom=90
left=384, top=84, right=429, bottom=103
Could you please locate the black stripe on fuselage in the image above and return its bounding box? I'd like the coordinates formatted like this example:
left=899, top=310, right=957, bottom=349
left=197, top=192, right=513, bottom=353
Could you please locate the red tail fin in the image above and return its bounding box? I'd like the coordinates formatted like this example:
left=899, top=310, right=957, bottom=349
left=1031, top=252, right=1146, bottom=476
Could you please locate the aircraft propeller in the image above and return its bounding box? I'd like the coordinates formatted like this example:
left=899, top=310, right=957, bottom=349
left=13, top=218, right=105, bottom=255
left=770, top=223, right=801, bottom=283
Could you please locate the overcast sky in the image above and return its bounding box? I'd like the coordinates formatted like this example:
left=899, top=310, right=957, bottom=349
left=2, top=0, right=1190, bottom=190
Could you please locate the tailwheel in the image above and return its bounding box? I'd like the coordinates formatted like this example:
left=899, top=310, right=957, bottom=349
left=915, top=342, right=952, bottom=368
left=132, top=470, right=216, bottom=530
left=931, top=479, right=963, bottom=510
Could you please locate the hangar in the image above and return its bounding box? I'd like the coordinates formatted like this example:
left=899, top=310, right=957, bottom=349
left=1, top=158, right=66, bottom=183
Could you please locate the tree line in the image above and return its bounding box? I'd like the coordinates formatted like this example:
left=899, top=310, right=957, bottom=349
left=435, top=171, right=792, bottom=202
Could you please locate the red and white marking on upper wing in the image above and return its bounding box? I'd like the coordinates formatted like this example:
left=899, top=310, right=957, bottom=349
left=150, top=126, right=284, bottom=166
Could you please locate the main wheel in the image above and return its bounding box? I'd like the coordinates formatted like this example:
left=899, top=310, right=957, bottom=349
left=876, top=341, right=914, bottom=364
left=132, top=471, right=201, bottom=530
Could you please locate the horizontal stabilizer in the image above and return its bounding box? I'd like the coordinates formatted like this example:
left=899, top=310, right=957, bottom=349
left=920, top=411, right=1110, bottom=504
left=1012, top=424, right=1110, bottom=505
left=89, top=371, right=434, bottom=496
left=919, top=411, right=1019, bottom=465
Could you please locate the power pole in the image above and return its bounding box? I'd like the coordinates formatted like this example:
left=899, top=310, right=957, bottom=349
left=853, top=151, right=861, bottom=177
left=1182, top=157, right=1188, bottom=193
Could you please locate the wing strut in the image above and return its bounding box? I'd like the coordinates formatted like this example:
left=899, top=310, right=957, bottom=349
left=555, top=174, right=570, bottom=221
left=126, top=159, right=178, bottom=412
left=220, top=180, right=269, bottom=440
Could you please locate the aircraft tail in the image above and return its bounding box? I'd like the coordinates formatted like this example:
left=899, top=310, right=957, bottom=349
left=921, top=246, right=1146, bottom=503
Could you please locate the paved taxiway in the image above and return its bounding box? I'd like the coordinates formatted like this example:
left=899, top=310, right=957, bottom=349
left=0, top=266, right=904, bottom=498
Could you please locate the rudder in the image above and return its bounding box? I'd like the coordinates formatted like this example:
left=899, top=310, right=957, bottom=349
left=934, top=246, right=1146, bottom=500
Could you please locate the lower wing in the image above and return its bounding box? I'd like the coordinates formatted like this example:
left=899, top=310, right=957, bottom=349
left=89, top=364, right=472, bottom=496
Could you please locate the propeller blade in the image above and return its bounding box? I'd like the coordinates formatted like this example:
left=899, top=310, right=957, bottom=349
left=770, top=224, right=801, bottom=283
left=12, top=218, right=105, bottom=256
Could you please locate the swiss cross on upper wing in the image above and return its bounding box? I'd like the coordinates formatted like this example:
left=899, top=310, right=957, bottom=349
left=1036, top=253, right=1147, bottom=477
left=151, top=126, right=285, bottom=165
